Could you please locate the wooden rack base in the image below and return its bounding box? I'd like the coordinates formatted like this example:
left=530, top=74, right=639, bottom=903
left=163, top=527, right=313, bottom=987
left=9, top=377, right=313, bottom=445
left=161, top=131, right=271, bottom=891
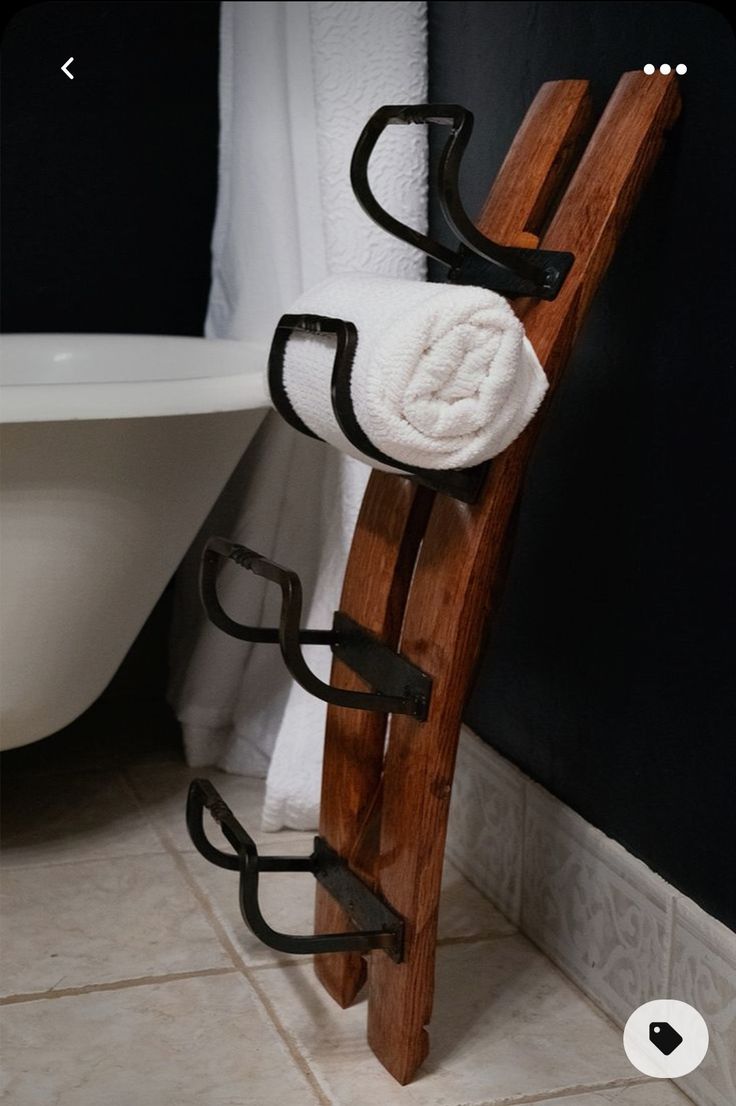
left=315, top=71, right=680, bottom=1084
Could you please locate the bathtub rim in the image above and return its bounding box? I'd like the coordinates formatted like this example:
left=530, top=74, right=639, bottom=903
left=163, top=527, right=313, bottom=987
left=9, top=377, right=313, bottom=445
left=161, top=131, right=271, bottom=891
left=0, top=333, right=272, bottom=422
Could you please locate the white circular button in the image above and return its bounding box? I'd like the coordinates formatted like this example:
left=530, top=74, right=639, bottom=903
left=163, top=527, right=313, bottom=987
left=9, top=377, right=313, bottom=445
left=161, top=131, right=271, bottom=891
left=623, top=1000, right=709, bottom=1078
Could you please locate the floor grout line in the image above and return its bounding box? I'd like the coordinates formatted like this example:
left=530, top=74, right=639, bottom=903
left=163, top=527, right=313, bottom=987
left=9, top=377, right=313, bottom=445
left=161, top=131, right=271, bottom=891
left=462, top=1074, right=657, bottom=1106
left=242, top=965, right=333, bottom=1106
left=0, top=847, right=170, bottom=872
left=241, top=928, right=520, bottom=973
left=136, top=803, right=331, bottom=1106
left=118, top=767, right=178, bottom=850
left=0, top=966, right=237, bottom=1006
left=247, top=958, right=317, bottom=973
left=435, top=930, right=518, bottom=948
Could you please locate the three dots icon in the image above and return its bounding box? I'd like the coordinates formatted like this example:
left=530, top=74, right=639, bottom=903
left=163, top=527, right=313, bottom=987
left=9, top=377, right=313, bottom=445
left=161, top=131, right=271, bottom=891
left=644, top=63, right=687, bottom=75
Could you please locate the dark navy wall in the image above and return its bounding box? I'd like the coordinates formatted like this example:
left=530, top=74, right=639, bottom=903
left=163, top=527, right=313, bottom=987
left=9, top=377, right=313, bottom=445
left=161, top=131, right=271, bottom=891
left=1, top=1, right=219, bottom=335
left=428, top=1, right=736, bottom=927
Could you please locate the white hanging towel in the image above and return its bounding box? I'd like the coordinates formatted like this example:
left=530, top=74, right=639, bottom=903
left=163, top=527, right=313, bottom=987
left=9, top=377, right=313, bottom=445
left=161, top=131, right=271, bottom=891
left=169, top=1, right=429, bottom=832
left=280, top=273, right=547, bottom=472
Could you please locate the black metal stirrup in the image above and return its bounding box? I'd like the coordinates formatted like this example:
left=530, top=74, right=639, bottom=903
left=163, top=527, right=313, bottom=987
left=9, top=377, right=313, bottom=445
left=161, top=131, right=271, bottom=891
left=200, top=536, right=431, bottom=720
left=187, top=778, right=404, bottom=960
left=267, top=313, right=490, bottom=503
left=350, top=103, right=574, bottom=299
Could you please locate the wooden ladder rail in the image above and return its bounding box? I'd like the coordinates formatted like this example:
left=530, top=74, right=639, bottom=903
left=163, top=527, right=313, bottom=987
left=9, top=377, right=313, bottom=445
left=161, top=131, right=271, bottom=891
left=314, top=77, right=594, bottom=1009
left=366, top=71, right=681, bottom=1084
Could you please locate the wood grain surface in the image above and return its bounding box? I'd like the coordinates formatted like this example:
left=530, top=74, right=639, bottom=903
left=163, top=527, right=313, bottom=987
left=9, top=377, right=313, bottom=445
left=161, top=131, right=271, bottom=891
left=365, top=72, right=681, bottom=1084
left=314, top=79, right=592, bottom=1007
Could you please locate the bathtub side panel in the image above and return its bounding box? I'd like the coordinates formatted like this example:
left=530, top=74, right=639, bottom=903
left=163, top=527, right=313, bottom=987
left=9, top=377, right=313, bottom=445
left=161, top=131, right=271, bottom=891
left=0, top=410, right=264, bottom=750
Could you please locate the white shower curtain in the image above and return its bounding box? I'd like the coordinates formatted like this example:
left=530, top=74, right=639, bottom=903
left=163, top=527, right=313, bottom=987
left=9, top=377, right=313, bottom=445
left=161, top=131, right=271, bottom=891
left=169, top=0, right=428, bottom=830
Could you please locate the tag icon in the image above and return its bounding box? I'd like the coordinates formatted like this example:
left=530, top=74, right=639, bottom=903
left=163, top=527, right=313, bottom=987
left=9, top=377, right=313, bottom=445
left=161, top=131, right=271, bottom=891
left=649, top=1021, right=683, bottom=1055
left=624, top=1000, right=708, bottom=1077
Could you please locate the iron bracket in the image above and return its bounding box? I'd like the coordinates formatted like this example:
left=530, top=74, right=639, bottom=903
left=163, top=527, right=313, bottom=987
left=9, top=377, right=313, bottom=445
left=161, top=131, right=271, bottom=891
left=187, top=778, right=404, bottom=961
left=200, top=536, right=431, bottom=720
left=350, top=104, right=574, bottom=300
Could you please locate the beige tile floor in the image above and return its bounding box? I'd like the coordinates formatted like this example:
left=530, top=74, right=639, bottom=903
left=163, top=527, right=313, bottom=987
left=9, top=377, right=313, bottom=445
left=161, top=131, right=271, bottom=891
left=0, top=703, right=693, bottom=1105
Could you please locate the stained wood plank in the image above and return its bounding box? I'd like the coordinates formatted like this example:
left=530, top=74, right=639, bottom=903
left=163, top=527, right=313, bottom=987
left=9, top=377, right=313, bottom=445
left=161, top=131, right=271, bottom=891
left=314, top=474, right=431, bottom=1005
left=366, top=72, right=681, bottom=1085
left=314, top=78, right=592, bottom=1008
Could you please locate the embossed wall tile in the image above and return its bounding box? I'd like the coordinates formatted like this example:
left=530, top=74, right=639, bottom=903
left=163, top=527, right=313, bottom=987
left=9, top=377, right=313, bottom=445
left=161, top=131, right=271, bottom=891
left=446, top=726, right=524, bottom=923
left=522, top=782, right=672, bottom=1025
left=444, top=728, right=733, bottom=1106
left=670, top=898, right=736, bottom=1106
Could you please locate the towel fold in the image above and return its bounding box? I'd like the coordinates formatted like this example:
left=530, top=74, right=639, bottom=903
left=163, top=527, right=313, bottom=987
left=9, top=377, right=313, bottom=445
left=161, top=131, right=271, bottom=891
left=279, top=272, right=547, bottom=472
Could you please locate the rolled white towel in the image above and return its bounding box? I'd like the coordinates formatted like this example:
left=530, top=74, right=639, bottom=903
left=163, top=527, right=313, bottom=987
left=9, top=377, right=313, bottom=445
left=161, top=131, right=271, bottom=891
left=278, top=272, right=547, bottom=472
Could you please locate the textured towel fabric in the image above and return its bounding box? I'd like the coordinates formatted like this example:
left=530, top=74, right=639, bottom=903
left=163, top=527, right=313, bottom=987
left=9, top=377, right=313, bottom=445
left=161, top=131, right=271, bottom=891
left=281, top=273, right=548, bottom=472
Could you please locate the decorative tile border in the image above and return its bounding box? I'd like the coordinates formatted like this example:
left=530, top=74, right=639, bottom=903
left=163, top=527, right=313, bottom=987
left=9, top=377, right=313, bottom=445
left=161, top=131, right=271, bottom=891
left=521, top=781, right=672, bottom=1024
left=670, top=898, right=736, bottom=1106
left=447, top=726, right=736, bottom=1106
left=445, top=724, right=525, bottom=924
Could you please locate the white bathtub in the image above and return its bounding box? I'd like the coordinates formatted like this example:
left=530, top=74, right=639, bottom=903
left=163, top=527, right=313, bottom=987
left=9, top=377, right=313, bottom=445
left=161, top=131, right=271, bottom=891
left=0, top=334, right=270, bottom=751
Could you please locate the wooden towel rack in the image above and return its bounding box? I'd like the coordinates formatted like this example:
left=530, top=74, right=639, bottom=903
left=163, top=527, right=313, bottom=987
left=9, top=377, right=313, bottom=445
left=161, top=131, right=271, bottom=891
left=188, top=70, right=681, bottom=1084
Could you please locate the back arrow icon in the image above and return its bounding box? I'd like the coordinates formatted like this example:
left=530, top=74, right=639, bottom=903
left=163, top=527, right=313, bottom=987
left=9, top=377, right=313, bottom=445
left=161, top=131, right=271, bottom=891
left=61, top=57, right=74, bottom=80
